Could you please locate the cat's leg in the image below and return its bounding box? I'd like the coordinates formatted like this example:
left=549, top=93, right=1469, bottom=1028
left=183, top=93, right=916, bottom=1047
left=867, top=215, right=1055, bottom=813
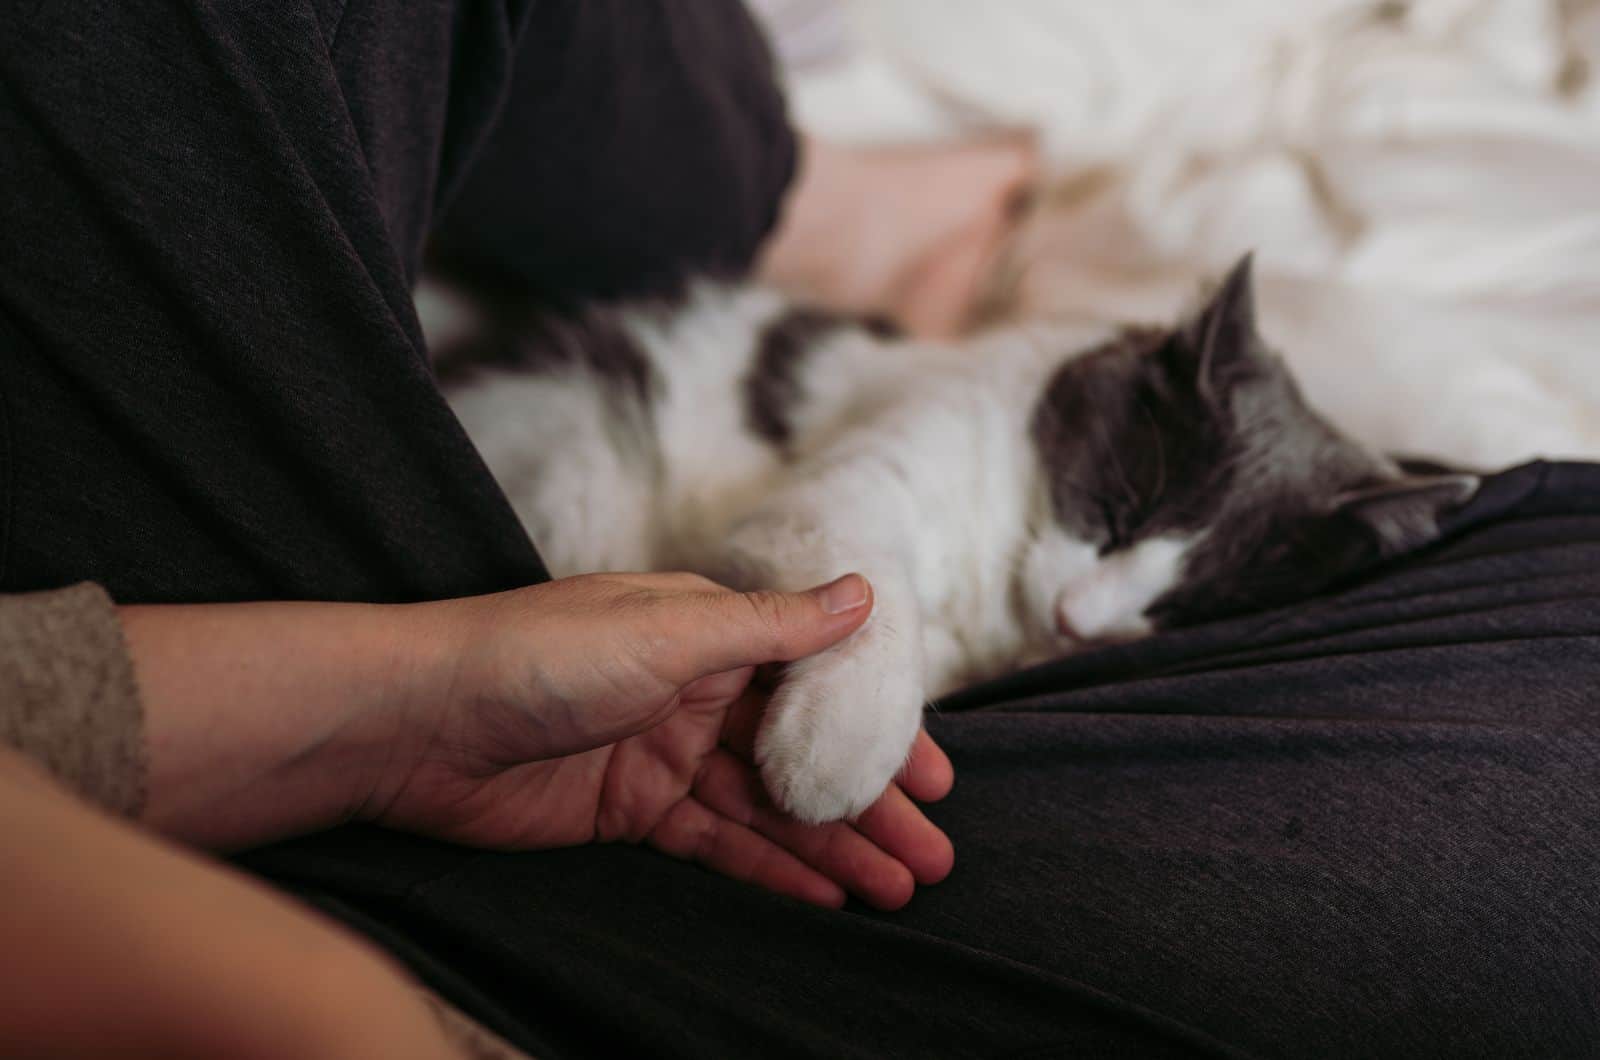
left=717, top=505, right=929, bottom=824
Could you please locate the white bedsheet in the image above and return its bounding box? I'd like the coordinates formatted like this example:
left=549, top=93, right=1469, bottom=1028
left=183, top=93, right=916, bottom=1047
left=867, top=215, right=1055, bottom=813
left=786, top=0, right=1600, bottom=465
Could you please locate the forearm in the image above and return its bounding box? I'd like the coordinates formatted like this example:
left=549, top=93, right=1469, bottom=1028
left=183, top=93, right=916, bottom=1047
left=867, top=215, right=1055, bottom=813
left=0, top=748, right=464, bottom=1060
left=119, top=599, right=459, bottom=849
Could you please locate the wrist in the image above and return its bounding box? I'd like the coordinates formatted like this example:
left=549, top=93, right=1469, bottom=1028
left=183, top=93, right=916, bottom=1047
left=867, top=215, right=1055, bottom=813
left=123, top=599, right=466, bottom=848
left=341, top=593, right=493, bottom=824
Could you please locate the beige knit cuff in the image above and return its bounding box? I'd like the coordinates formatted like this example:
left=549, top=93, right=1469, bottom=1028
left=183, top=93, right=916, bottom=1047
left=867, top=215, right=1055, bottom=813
left=0, top=582, right=145, bottom=816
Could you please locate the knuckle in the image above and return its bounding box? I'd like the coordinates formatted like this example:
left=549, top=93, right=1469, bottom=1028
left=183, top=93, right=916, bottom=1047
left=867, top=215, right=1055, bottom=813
left=665, top=571, right=726, bottom=594
left=740, top=590, right=791, bottom=655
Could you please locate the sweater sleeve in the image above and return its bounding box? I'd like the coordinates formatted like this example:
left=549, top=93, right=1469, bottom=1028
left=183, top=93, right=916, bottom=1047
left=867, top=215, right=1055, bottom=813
left=0, top=583, right=145, bottom=816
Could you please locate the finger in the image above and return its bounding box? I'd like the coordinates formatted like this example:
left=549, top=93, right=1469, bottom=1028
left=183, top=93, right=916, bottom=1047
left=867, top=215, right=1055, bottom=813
left=693, top=750, right=916, bottom=911
left=896, top=729, right=954, bottom=804
left=647, top=796, right=846, bottom=910
left=853, top=782, right=955, bottom=886
left=718, top=683, right=767, bottom=757
left=674, top=574, right=874, bottom=680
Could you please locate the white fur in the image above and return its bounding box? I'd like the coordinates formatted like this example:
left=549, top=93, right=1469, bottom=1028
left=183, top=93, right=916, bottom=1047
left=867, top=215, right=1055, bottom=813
left=443, top=285, right=1194, bottom=822
left=1055, top=534, right=1196, bottom=643
left=446, top=372, right=659, bottom=574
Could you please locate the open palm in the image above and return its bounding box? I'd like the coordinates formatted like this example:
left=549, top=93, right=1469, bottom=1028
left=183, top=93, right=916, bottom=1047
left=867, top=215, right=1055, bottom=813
left=366, top=573, right=954, bottom=910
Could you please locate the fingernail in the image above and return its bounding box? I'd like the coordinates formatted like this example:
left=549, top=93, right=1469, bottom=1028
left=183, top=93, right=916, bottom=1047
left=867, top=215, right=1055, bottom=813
left=815, top=573, right=870, bottom=615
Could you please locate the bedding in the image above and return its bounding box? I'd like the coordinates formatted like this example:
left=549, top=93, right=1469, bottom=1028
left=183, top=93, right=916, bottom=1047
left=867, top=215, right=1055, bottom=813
left=783, top=0, right=1600, bottom=466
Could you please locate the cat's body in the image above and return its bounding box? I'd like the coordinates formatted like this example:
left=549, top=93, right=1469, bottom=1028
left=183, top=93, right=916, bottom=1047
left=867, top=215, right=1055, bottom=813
left=448, top=284, right=1089, bottom=687
left=439, top=259, right=1476, bottom=823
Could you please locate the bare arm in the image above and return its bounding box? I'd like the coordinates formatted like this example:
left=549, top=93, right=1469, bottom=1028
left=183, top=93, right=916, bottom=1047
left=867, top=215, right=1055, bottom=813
left=115, top=574, right=954, bottom=909
left=0, top=747, right=465, bottom=1060
left=119, top=597, right=455, bottom=849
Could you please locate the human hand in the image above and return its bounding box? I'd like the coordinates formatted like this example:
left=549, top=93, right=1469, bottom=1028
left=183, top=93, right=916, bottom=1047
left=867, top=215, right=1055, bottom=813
left=363, top=572, right=955, bottom=910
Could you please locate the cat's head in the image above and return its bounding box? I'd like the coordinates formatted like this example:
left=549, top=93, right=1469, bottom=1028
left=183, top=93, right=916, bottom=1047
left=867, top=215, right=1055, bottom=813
left=1019, top=255, right=1477, bottom=648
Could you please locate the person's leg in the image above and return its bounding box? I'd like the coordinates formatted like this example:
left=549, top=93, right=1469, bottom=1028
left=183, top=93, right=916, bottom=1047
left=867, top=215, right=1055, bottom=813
left=427, top=0, right=798, bottom=306
left=426, top=0, right=1037, bottom=337
left=756, top=135, right=1036, bottom=338
left=918, top=459, right=1600, bottom=1057
left=248, top=460, right=1600, bottom=1058
left=0, top=0, right=545, bottom=603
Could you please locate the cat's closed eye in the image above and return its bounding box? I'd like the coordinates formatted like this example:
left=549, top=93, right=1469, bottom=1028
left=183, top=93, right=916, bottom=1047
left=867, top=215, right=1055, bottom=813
left=1096, top=497, right=1134, bottom=554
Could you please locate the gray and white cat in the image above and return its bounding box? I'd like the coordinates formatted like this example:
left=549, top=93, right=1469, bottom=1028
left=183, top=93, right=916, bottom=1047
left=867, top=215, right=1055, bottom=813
left=438, top=256, right=1476, bottom=823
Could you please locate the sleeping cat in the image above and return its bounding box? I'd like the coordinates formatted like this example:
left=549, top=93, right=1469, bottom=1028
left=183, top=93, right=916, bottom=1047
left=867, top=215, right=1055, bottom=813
left=436, top=256, right=1477, bottom=824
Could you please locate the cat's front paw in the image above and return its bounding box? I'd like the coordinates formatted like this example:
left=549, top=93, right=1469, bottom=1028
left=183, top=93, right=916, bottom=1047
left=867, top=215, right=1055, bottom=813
left=754, top=644, right=925, bottom=824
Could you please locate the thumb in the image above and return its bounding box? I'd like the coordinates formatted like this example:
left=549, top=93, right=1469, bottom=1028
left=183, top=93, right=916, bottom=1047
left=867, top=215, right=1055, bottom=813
left=687, top=573, right=873, bottom=677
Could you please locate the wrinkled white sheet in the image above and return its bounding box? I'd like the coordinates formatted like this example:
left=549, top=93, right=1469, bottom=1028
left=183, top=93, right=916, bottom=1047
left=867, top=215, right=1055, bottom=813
left=788, top=0, right=1600, bottom=465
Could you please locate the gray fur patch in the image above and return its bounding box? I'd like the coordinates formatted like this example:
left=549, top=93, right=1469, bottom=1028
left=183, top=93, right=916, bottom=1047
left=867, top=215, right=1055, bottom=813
left=743, top=307, right=848, bottom=449
left=432, top=292, right=664, bottom=474
left=1030, top=255, right=1474, bottom=630
left=1031, top=324, right=1229, bottom=548
left=433, top=289, right=662, bottom=420
left=521, top=307, right=659, bottom=410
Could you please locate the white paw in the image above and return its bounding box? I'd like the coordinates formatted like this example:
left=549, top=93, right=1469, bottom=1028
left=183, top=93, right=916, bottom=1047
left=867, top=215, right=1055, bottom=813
left=754, top=639, right=925, bottom=824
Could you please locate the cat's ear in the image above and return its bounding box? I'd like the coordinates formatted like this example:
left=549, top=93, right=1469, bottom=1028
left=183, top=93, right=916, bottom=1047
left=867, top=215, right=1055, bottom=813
left=1172, top=253, right=1266, bottom=402
left=1334, top=473, right=1480, bottom=556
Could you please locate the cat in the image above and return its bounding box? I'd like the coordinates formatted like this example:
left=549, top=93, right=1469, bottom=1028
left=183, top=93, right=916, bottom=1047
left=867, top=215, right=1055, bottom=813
left=435, top=255, right=1478, bottom=824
